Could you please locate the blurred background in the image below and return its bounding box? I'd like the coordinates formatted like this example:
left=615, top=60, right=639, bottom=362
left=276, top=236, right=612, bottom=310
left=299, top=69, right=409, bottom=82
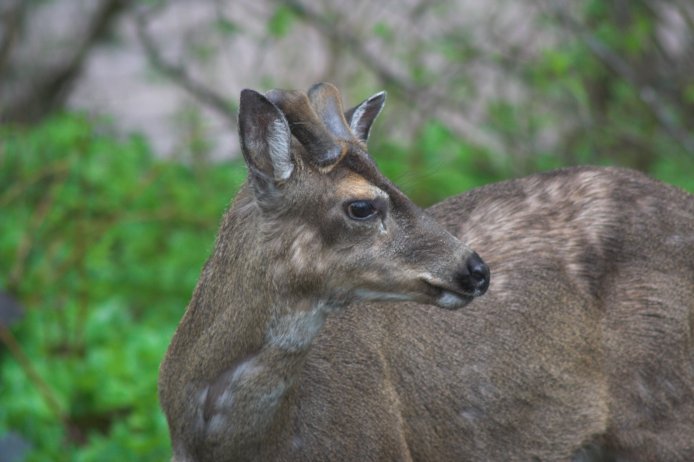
left=0, top=0, right=693, bottom=460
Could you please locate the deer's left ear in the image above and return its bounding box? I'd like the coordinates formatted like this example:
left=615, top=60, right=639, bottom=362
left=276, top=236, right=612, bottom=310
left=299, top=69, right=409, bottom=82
left=344, top=91, right=386, bottom=143
left=238, top=89, right=294, bottom=198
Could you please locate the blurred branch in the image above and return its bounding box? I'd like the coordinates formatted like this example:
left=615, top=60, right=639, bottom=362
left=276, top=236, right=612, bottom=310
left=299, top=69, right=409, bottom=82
left=0, top=161, right=70, bottom=208
left=667, top=0, right=694, bottom=31
left=276, top=0, right=504, bottom=154
left=0, top=325, right=67, bottom=425
left=0, top=0, right=25, bottom=78
left=647, top=0, right=694, bottom=73
left=7, top=167, right=67, bottom=292
left=0, top=0, right=131, bottom=124
left=547, top=2, right=694, bottom=154
left=0, top=293, right=23, bottom=327
left=134, top=6, right=237, bottom=126
left=280, top=0, right=416, bottom=94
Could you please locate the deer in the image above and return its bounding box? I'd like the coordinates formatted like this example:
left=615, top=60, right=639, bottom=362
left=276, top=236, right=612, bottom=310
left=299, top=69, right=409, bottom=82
left=158, top=82, right=694, bottom=461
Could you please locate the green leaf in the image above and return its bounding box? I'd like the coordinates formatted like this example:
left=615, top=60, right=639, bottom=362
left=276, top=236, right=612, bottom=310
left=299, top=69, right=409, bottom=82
left=684, top=83, right=694, bottom=104
left=214, top=17, right=240, bottom=36
left=373, top=22, right=393, bottom=41
left=268, top=5, right=296, bottom=38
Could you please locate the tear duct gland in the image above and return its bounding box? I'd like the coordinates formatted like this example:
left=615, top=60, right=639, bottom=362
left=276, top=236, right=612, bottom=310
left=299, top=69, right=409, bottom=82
left=159, top=83, right=694, bottom=462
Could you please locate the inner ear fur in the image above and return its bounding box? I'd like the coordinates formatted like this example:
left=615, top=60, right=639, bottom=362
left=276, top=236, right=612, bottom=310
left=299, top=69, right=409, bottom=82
left=344, top=91, right=386, bottom=143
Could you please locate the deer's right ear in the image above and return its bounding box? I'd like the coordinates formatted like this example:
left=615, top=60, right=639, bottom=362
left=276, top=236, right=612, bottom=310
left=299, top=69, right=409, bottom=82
left=238, top=89, right=294, bottom=197
left=344, top=91, right=386, bottom=143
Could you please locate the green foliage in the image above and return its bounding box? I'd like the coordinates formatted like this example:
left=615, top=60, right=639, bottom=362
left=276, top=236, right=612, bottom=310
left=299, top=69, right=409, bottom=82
left=372, top=120, right=501, bottom=206
left=0, top=113, right=247, bottom=461
left=214, top=17, right=241, bottom=37
left=524, top=0, right=694, bottom=171
left=372, top=22, right=394, bottom=42
left=267, top=5, right=297, bottom=39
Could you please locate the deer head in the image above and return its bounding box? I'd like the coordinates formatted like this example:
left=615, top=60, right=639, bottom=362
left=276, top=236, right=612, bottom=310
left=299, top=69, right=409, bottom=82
left=236, top=82, right=489, bottom=312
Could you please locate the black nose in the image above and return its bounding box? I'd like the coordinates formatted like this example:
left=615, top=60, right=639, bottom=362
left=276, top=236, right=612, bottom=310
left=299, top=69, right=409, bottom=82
left=457, top=252, right=490, bottom=296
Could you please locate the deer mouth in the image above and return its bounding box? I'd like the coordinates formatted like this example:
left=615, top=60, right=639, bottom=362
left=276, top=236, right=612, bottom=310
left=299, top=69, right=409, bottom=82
left=420, top=279, right=475, bottom=310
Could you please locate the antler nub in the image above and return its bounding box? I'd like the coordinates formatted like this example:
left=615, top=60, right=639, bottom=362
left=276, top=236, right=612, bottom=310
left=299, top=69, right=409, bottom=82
left=266, top=88, right=342, bottom=168
left=307, top=83, right=353, bottom=140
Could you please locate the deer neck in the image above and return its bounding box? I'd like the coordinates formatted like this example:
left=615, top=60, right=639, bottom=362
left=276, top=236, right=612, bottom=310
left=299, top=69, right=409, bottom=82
left=204, top=185, right=336, bottom=355
left=176, top=186, right=341, bottom=450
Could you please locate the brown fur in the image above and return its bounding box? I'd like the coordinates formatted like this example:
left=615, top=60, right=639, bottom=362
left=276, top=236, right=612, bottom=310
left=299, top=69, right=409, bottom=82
left=159, top=83, right=694, bottom=461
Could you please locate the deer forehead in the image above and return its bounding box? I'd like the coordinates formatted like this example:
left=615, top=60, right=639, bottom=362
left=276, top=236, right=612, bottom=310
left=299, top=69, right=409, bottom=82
left=335, top=173, right=388, bottom=200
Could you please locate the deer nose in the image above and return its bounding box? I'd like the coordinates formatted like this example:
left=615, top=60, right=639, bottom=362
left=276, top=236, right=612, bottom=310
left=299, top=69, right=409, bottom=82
left=457, top=252, right=490, bottom=296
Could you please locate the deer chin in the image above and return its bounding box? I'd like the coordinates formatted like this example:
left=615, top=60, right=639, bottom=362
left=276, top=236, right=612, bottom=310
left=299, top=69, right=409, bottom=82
left=351, top=285, right=473, bottom=310
left=352, top=289, right=416, bottom=303
left=419, top=278, right=476, bottom=310
left=434, top=290, right=474, bottom=310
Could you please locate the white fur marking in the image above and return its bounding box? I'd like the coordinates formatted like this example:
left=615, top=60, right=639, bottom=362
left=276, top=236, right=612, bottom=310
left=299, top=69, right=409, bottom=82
left=288, top=227, right=322, bottom=273
left=354, top=289, right=413, bottom=302
left=198, top=387, right=209, bottom=406
left=206, top=357, right=262, bottom=423
left=231, top=357, right=263, bottom=382
left=266, top=303, right=330, bottom=352
left=438, top=291, right=465, bottom=309
left=207, top=414, right=227, bottom=435
left=349, top=101, right=368, bottom=135
left=216, top=389, right=235, bottom=409
left=460, top=407, right=482, bottom=422
left=268, top=118, right=293, bottom=180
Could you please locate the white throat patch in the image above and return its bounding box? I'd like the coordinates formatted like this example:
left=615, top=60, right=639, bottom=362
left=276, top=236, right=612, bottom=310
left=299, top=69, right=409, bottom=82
left=265, top=301, right=336, bottom=352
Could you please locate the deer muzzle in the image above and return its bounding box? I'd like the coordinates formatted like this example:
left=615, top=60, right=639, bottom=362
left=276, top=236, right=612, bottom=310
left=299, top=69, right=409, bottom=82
left=419, top=251, right=490, bottom=310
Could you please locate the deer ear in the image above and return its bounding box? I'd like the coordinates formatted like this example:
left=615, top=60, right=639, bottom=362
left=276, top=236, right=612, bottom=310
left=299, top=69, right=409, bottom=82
left=238, top=89, right=294, bottom=195
left=344, top=91, right=386, bottom=142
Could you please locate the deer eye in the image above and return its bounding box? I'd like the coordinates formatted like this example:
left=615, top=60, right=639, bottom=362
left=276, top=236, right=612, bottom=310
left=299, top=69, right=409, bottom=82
left=345, top=200, right=378, bottom=220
